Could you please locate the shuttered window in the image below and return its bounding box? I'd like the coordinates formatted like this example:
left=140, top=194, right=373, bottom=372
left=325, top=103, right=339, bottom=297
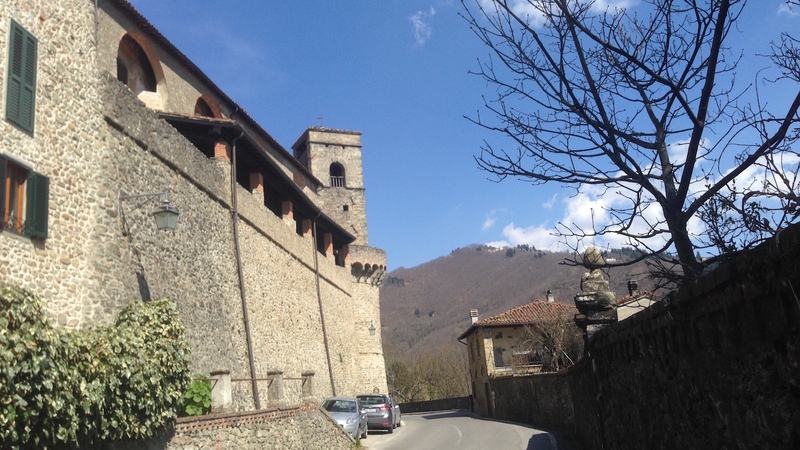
left=26, top=171, right=49, bottom=238
left=1, top=155, right=49, bottom=239
left=6, top=20, right=37, bottom=134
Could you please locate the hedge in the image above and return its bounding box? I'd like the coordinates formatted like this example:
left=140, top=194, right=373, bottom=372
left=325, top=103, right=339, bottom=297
left=0, top=284, right=191, bottom=449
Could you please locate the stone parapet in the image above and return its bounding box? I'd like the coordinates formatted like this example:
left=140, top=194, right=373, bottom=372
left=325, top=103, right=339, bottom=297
left=105, top=404, right=355, bottom=450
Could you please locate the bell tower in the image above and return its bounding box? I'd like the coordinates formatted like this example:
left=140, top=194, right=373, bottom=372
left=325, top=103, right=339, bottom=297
left=293, top=127, right=369, bottom=246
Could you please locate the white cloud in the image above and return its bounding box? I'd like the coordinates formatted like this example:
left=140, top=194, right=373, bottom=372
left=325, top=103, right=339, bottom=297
left=497, top=222, right=563, bottom=250
left=409, top=6, right=436, bottom=45
left=477, top=0, right=635, bottom=28
left=779, top=2, right=800, bottom=16
left=482, top=208, right=508, bottom=230
left=542, top=194, right=557, bottom=209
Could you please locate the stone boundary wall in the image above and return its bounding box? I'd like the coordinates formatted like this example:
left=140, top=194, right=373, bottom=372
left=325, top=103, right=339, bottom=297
left=399, top=396, right=473, bottom=414
left=104, top=404, right=354, bottom=450
left=570, top=224, right=800, bottom=449
left=490, top=372, right=573, bottom=432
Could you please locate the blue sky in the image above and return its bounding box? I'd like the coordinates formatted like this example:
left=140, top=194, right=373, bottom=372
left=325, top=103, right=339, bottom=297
left=127, top=0, right=800, bottom=270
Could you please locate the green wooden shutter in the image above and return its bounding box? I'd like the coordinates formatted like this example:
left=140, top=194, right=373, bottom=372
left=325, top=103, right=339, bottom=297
left=6, top=20, right=37, bottom=134
left=26, top=171, right=48, bottom=239
left=0, top=155, right=6, bottom=231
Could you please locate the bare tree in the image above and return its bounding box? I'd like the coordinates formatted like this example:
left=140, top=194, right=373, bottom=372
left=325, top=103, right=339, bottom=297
left=514, top=309, right=583, bottom=372
left=462, top=0, right=800, bottom=283
left=384, top=343, right=470, bottom=402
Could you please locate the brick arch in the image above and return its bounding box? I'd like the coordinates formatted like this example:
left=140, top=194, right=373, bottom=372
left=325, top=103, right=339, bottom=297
left=115, top=31, right=168, bottom=107
left=194, top=94, right=222, bottom=118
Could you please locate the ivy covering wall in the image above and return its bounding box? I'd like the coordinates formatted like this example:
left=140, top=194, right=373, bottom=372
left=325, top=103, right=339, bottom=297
left=0, top=285, right=191, bottom=449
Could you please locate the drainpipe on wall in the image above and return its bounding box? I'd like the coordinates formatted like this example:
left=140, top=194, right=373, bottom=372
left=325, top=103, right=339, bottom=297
left=312, top=216, right=337, bottom=396
left=230, top=126, right=261, bottom=410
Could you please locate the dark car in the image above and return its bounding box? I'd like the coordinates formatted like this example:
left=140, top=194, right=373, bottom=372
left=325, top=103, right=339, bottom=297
left=357, top=394, right=400, bottom=433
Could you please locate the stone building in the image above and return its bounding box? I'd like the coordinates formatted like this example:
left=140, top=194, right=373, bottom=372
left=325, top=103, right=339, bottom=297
left=458, top=300, right=578, bottom=417
left=1, top=0, right=388, bottom=409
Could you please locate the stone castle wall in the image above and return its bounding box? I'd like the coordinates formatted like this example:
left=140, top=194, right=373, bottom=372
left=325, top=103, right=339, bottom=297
left=1, top=0, right=387, bottom=413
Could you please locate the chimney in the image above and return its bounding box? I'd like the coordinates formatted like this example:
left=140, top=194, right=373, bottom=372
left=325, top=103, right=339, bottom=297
left=470, top=309, right=479, bottom=324
left=627, top=280, right=639, bottom=297
left=546, top=290, right=554, bottom=303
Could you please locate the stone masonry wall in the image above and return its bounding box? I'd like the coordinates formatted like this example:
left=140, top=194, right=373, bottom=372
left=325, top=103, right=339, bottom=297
left=2, top=0, right=388, bottom=413
left=104, top=404, right=355, bottom=450
left=490, top=372, right=574, bottom=432
left=1, top=0, right=110, bottom=329
left=570, top=224, right=800, bottom=449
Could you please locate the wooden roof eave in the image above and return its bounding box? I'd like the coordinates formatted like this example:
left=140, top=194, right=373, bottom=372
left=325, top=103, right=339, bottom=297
left=158, top=113, right=355, bottom=244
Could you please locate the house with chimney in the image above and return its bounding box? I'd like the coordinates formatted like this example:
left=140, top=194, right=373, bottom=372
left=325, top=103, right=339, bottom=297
left=616, top=280, right=659, bottom=321
left=458, top=294, right=578, bottom=417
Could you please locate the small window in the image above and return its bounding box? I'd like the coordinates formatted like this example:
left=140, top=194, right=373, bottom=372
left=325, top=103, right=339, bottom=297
left=343, top=204, right=349, bottom=212
left=493, top=347, right=505, bottom=368
left=330, top=163, right=345, bottom=187
left=6, top=20, right=38, bottom=134
left=1, top=155, right=49, bottom=239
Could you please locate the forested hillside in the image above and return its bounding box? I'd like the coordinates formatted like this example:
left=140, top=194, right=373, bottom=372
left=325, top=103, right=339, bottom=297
left=379, top=245, right=652, bottom=355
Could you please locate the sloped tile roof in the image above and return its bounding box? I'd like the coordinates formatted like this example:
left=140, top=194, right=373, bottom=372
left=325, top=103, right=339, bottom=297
left=458, top=300, right=577, bottom=339
left=617, top=292, right=658, bottom=306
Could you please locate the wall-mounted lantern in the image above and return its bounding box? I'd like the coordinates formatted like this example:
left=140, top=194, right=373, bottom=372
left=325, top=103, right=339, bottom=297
left=119, top=186, right=179, bottom=231
left=369, top=321, right=376, bottom=336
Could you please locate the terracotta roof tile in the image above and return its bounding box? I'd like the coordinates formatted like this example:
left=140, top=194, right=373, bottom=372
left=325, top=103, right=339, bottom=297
left=476, top=300, right=577, bottom=326
left=459, top=300, right=577, bottom=339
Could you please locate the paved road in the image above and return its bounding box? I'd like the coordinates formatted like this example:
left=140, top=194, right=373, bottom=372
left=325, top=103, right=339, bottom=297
left=362, top=410, right=561, bottom=450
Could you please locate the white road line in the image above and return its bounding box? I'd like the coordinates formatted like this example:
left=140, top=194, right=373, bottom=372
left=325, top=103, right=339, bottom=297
left=450, top=424, right=463, bottom=445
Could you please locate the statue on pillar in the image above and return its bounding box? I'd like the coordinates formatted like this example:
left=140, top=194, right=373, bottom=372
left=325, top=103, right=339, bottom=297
left=574, top=247, right=618, bottom=338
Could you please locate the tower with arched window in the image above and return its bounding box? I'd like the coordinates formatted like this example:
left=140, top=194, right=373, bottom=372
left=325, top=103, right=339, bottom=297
left=293, top=127, right=369, bottom=246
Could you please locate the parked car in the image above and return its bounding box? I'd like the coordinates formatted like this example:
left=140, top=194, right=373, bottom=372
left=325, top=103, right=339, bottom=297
left=321, top=397, right=368, bottom=440
left=357, top=394, right=400, bottom=432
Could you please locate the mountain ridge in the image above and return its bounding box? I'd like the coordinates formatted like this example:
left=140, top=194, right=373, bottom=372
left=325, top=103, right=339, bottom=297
left=379, top=245, right=652, bottom=355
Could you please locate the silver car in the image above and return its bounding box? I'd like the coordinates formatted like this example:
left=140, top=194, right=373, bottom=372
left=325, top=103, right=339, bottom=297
left=357, top=394, right=401, bottom=432
left=322, top=397, right=368, bottom=440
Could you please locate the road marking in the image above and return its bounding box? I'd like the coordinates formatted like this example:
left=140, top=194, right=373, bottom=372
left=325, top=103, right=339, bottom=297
left=449, top=424, right=463, bottom=445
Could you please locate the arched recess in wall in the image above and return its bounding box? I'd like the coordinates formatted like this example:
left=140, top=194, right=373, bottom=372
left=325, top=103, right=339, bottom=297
left=116, top=32, right=167, bottom=110
left=330, top=162, right=345, bottom=188
left=194, top=94, right=222, bottom=118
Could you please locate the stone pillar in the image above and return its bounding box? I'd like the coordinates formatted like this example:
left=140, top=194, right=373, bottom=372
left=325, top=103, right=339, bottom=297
left=267, top=369, right=285, bottom=407
left=302, top=370, right=315, bottom=403
left=301, top=219, right=312, bottom=238
left=210, top=369, right=232, bottom=412
left=323, top=232, right=333, bottom=257
left=214, top=140, right=231, bottom=161
left=250, top=172, right=264, bottom=205
left=341, top=244, right=350, bottom=264
left=282, top=201, right=294, bottom=227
